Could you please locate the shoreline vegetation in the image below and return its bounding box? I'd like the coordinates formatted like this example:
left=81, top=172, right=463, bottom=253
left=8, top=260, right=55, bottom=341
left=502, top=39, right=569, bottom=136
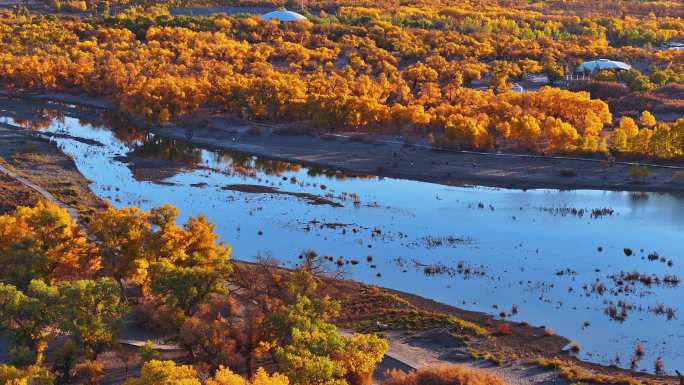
left=7, top=90, right=684, bottom=193
left=1, top=4, right=684, bottom=167
left=1, top=0, right=684, bottom=382
left=0, top=95, right=680, bottom=385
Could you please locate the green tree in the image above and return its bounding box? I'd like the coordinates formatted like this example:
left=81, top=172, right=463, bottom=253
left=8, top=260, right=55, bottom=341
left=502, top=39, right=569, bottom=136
left=271, top=294, right=387, bottom=385
left=264, top=267, right=387, bottom=385
left=139, top=340, right=159, bottom=362
left=151, top=260, right=229, bottom=317
left=56, top=278, right=128, bottom=358
left=123, top=360, right=201, bottom=385
left=623, top=70, right=654, bottom=92
left=149, top=214, right=232, bottom=317
left=273, top=295, right=348, bottom=385
left=0, top=364, right=54, bottom=385
left=0, top=280, right=58, bottom=366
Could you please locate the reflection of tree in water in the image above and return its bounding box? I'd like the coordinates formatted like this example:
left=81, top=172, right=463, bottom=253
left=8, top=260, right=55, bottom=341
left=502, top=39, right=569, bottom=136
left=130, top=137, right=203, bottom=166
left=216, top=150, right=251, bottom=169
left=210, top=150, right=376, bottom=180
left=17, top=103, right=373, bottom=181
left=20, top=103, right=148, bottom=148
left=18, top=108, right=64, bottom=131
left=101, top=112, right=147, bottom=145
left=255, top=158, right=302, bottom=175
left=213, top=150, right=302, bottom=175
left=30, top=103, right=105, bottom=132
left=307, top=166, right=375, bottom=180
left=67, top=110, right=148, bottom=146
left=668, top=192, right=684, bottom=202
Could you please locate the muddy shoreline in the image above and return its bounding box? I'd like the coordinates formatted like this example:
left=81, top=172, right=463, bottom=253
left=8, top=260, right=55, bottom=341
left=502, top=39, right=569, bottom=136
left=5, top=90, right=684, bottom=194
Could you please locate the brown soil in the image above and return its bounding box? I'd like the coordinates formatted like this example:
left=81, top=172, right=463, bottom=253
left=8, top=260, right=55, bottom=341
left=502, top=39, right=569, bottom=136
left=324, top=277, right=568, bottom=360
left=0, top=123, right=105, bottom=218
left=0, top=173, right=42, bottom=213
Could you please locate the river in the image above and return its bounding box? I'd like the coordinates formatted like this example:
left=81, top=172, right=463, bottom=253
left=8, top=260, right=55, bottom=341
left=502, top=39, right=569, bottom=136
left=2, top=98, right=683, bottom=374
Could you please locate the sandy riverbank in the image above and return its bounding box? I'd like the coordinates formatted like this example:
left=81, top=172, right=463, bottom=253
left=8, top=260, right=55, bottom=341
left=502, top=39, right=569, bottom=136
left=6, top=90, right=684, bottom=194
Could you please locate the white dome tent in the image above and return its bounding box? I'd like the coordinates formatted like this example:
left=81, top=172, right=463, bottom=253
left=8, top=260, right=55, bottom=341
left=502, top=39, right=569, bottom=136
left=576, top=59, right=632, bottom=73
left=511, top=83, right=524, bottom=93
left=260, top=8, right=307, bottom=22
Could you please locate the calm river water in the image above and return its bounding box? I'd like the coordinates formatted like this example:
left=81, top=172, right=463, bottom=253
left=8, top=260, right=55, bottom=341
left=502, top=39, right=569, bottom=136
left=2, top=99, right=683, bottom=374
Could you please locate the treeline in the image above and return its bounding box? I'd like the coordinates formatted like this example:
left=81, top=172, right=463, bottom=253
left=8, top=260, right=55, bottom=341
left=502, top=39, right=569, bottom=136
left=0, top=6, right=684, bottom=158
left=0, top=202, right=387, bottom=384
left=39, top=0, right=684, bottom=19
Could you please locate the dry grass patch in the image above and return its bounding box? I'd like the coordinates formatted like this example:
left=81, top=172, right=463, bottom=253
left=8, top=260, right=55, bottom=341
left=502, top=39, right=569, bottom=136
left=12, top=151, right=53, bottom=164
left=533, top=358, right=643, bottom=385
left=0, top=174, right=42, bottom=213
left=331, top=284, right=488, bottom=336
left=381, top=365, right=508, bottom=385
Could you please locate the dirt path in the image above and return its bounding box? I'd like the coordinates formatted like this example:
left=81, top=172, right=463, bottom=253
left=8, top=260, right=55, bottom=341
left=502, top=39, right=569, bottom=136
left=0, top=120, right=104, bottom=218
left=0, top=162, right=78, bottom=219
left=0, top=173, right=41, bottom=214
left=372, top=330, right=570, bottom=385
left=340, top=328, right=569, bottom=385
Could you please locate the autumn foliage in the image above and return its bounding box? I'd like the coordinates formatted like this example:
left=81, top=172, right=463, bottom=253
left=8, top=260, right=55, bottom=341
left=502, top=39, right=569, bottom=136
left=382, top=365, right=509, bottom=385
left=0, top=2, right=683, bottom=159
left=123, top=360, right=290, bottom=385
left=0, top=201, right=99, bottom=288
left=0, top=202, right=387, bottom=385
left=0, top=0, right=682, bottom=381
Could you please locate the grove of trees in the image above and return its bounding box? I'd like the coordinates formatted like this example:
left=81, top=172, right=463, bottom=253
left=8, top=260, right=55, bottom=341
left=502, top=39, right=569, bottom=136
left=0, top=202, right=387, bottom=384
left=0, top=1, right=683, bottom=159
